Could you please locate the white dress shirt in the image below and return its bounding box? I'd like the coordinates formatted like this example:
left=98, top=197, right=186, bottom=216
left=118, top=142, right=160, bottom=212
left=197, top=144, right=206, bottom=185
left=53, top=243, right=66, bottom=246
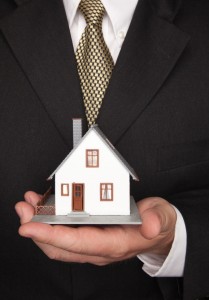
left=62, top=0, right=187, bottom=277
left=63, top=0, right=138, bottom=63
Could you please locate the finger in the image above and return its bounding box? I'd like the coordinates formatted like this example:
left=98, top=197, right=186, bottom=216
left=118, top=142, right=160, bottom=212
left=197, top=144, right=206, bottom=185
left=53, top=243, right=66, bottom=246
left=24, top=191, right=42, bottom=207
left=18, top=222, right=128, bottom=258
left=15, top=201, right=35, bottom=224
left=137, top=197, right=168, bottom=214
left=33, top=241, right=114, bottom=266
left=139, top=208, right=162, bottom=239
left=139, top=201, right=176, bottom=239
left=137, top=197, right=166, bottom=239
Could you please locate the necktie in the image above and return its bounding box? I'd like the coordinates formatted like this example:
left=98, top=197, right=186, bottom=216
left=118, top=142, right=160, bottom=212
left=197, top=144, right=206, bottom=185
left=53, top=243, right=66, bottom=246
left=76, top=0, right=114, bottom=126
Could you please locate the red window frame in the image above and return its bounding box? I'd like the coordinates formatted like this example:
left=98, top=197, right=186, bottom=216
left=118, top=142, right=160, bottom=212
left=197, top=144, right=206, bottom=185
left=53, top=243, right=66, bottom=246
left=61, top=184, right=69, bottom=196
left=86, top=149, right=99, bottom=167
left=100, top=183, right=113, bottom=201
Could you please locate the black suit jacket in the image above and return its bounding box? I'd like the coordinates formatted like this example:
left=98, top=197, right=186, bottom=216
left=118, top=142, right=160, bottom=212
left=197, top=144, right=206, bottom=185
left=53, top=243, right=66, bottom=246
left=0, top=0, right=209, bottom=299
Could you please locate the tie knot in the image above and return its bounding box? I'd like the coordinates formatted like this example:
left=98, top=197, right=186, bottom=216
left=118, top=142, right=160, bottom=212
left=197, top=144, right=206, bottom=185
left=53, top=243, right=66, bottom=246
left=79, top=0, right=105, bottom=27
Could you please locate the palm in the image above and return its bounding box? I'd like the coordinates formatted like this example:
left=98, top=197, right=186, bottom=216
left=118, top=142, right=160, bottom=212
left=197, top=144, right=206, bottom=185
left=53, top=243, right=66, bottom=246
left=15, top=192, right=176, bottom=265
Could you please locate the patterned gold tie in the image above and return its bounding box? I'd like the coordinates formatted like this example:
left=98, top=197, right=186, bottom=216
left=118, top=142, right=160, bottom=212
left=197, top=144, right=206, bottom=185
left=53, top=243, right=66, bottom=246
left=76, top=0, right=114, bottom=126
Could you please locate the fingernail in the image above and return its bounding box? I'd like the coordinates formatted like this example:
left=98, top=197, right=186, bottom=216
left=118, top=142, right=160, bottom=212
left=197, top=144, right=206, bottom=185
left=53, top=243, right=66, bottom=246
left=15, top=206, right=23, bottom=218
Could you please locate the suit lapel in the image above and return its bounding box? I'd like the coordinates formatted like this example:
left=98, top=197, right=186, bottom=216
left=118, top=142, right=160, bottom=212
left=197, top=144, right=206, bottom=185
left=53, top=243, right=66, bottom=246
left=98, top=0, right=190, bottom=144
left=1, top=0, right=87, bottom=146
left=2, top=0, right=190, bottom=146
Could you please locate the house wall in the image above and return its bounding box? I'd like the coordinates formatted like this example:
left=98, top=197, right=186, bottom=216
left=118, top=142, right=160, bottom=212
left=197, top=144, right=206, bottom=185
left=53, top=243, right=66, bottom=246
left=55, top=130, right=130, bottom=216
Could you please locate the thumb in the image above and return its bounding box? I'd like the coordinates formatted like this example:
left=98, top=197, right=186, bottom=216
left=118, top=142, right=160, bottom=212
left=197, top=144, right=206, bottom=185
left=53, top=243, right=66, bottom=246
left=139, top=207, right=162, bottom=239
left=138, top=197, right=176, bottom=240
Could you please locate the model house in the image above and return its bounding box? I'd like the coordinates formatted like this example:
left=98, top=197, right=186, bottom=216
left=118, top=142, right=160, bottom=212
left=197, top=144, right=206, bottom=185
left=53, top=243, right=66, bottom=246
left=36, top=119, right=139, bottom=219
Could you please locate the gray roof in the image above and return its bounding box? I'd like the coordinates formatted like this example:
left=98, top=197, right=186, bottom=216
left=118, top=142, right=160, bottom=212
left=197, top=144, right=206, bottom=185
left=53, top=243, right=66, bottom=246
left=48, top=125, right=139, bottom=181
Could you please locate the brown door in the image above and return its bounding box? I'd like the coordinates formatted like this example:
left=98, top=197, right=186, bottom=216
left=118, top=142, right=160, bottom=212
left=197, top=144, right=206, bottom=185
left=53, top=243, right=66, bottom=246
left=72, top=184, right=84, bottom=211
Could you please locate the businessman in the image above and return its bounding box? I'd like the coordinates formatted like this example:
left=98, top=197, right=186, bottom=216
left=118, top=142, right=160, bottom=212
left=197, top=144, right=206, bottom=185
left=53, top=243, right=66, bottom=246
left=1, top=0, right=209, bottom=299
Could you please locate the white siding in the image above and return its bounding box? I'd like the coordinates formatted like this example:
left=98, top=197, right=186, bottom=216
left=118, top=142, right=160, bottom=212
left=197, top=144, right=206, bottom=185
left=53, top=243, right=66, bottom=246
left=55, top=130, right=130, bottom=216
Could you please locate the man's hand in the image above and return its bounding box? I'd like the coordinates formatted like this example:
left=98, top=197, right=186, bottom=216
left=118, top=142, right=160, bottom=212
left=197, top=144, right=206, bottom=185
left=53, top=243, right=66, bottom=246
left=15, top=192, right=176, bottom=266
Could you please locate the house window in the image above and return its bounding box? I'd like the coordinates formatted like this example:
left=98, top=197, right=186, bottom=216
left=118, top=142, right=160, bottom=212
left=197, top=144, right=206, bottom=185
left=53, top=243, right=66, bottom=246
left=86, top=149, right=99, bottom=167
left=61, top=184, right=69, bottom=196
left=100, top=183, right=113, bottom=201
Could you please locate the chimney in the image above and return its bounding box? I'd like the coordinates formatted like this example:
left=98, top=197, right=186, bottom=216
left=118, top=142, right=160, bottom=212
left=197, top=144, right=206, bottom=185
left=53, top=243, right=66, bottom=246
left=73, top=118, right=82, bottom=147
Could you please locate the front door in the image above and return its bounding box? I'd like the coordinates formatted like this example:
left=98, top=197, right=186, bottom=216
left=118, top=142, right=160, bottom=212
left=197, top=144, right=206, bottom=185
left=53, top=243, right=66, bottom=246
left=72, top=184, right=84, bottom=211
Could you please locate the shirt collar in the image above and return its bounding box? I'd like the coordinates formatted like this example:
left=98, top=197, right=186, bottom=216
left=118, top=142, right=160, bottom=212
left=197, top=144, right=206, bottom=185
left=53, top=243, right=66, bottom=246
left=63, top=0, right=80, bottom=28
left=63, top=0, right=139, bottom=35
left=102, top=0, right=139, bottom=37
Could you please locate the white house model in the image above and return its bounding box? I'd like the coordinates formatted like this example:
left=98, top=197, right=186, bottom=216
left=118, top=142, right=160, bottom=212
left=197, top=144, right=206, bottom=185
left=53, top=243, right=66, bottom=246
left=46, top=119, right=139, bottom=217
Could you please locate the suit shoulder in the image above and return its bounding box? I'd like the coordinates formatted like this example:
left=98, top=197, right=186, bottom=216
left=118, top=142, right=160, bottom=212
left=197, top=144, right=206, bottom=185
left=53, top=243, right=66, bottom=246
left=181, top=0, right=209, bottom=21
left=0, top=0, right=16, bottom=20
left=176, top=0, right=209, bottom=36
